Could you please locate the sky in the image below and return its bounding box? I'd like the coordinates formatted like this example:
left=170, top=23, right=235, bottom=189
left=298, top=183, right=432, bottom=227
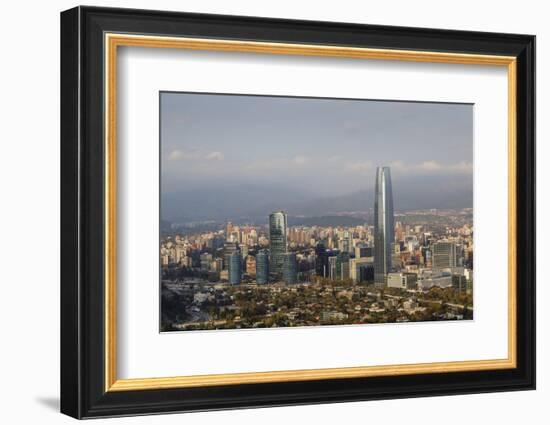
left=160, top=92, right=473, bottom=198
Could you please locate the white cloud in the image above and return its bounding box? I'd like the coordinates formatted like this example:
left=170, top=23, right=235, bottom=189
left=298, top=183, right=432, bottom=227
left=419, top=160, right=442, bottom=171
left=205, top=151, right=224, bottom=161
left=450, top=161, right=473, bottom=173
left=389, top=160, right=472, bottom=175
left=168, top=148, right=200, bottom=161
left=169, top=149, right=225, bottom=161
left=246, top=156, right=310, bottom=171
left=168, top=150, right=182, bottom=160
left=291, top=155, right=308, bottom=165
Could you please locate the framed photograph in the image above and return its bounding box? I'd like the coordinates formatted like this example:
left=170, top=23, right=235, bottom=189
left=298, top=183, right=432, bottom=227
left=60, top=6, right=535, bottom=419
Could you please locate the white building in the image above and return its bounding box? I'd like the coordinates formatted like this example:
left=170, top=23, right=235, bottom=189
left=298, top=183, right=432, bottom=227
left=417, top=269, right=453, bottom=290
left=387, top=272, right=418, bottom=290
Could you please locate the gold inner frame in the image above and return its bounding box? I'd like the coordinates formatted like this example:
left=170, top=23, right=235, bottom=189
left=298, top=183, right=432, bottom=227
left=104, top=33, right=517, bottom=392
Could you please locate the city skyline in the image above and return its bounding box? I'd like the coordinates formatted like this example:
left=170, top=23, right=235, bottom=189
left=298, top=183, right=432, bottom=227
left=161, top=206, right=473, bottom=331
left=226, top=165, right=397, bottom=287
left=160, top=93, right=474, bottom=332
left=161, top=165, right=474, bottom=331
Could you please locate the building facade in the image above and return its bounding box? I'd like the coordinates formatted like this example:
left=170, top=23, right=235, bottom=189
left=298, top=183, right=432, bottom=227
left=350, top=257, right=374, bottom=283
left=432, top=241, right=461, bottom=268
left=387, top=272, right=418, bottom=290
left=315, top=243, right=328, bottom=278
left=328, top=255, right=338, bottom=280
left=269, top=211, right=288, bottom=278
left=336, top=251, right=350, bottom=280
left=374, top=166, right=395, bottom=286
left=245, top=255, right=256, bottom=276
left=355, top=244, right=373, bottom=259
left=228, top=251, right=242, bottom=285
left=255, top=249, right=269, bottom=284
left=223, top=242, right=239, bottom=270
left=282, top=252, right=298, bottom=284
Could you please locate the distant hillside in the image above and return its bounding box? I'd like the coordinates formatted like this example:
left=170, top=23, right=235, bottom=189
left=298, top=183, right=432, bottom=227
left=288, top=215, right=366, bottom=227
left=161, top=175, right=472, bottom=223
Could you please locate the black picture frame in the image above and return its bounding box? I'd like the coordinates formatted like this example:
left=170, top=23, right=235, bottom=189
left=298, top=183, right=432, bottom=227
left=61, top=5, right=535, bottom=419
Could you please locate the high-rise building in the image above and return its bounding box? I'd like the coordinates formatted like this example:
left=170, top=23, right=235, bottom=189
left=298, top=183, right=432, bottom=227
left=226, top=221, right=233, bottom=237
left=239, top=243, right=249, bottom=260
left=269, top=211, right=288, bottom=278
left=374, top=166, right=395, bottom=286
left=392, top=242, right=402, bottom=270
left=328, top=255, right=338, bottom=280
left=452, top=273, right=468, bottom=293
left=256, top=249, right=269, bottom=284
left=350, top=257, right=374, bottom=283
left=336, top=251, right=350, bottom=280
left=315, top=243, right=328, bottom=278
left=432, top=241, right=460, bottom=268
left=338, top=231, right=352, bottom=254
left=245, top=255, right=256, bottom=276
left=355, top=244, right=372, bottom=259
left=228, top=251, right=242, bottom=285
left=223, top=242, right=239, bottom=270
left=212, top=258, right=224, bottom=272
left=395, top=221, right=404, bottom=242
left=424, top=248, right=432, bottom=267
left=282, top=252, right=298, bottom=284
left=200, top=253, right=213, bottom=271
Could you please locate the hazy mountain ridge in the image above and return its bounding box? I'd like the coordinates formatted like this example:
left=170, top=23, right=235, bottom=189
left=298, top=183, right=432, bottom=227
left=288, top=216, right=366, bottom=227
left=162, top=175, right=473, bottom=223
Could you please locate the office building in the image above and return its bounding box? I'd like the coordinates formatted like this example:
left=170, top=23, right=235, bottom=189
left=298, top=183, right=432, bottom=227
left=355, top=244, right=373, bottom=259
left=223, top=242, right=239, bottom=270
left=350, top=257, right=374, bottom=283
left=336, top=251, right=350, bottom=280
left=256, top=249, right=269, bottom=284
left=269, top=211, right=288, bottom=277
left=328, top=255, right=338, bottom=280
left=282, top=252, right=297, bottom=284
left=432, top=241, right=461, bottom=268
left=315, top=243, right=328, bottom=277
left=245, top=255, right=256, bottom=276
left=240, top=243, right=249, bottom=260
left=387, top=272, right=418, bottom=290
left=228, top=251, right=242, bottom=285
left=374, top=166, right=395, bottom=286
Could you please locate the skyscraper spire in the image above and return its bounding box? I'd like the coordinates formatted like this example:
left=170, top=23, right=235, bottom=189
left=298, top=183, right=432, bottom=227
left=374, top=166, right=394, bottom=286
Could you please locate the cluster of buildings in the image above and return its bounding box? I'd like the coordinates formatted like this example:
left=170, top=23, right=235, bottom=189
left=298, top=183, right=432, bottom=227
left=161, top=166, right=473, bottom=295
left=163, top=279, right=470, bottom=331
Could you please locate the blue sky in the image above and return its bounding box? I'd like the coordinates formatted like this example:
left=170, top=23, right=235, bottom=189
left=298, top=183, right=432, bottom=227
left=160, top=92, right=473, bottom=197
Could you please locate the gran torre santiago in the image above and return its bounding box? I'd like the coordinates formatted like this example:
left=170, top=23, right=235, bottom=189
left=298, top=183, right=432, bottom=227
left=373, top=166, right=395, bottom=286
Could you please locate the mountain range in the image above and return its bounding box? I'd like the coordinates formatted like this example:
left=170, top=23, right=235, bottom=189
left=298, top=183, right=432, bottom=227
left=161, top=174, right=472, bottom=224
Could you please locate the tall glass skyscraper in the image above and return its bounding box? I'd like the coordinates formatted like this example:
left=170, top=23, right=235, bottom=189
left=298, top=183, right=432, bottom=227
left=228, top=251, right=242, bottom=285
left=269, top=211, right=288, bottom=279
left=314, top=243, right=328, bottom=278
left=374, top=166, right=394, bottom=286
left=282, top=252, right=297, bottom=284
left=255, top=249, right=270, bottom=284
